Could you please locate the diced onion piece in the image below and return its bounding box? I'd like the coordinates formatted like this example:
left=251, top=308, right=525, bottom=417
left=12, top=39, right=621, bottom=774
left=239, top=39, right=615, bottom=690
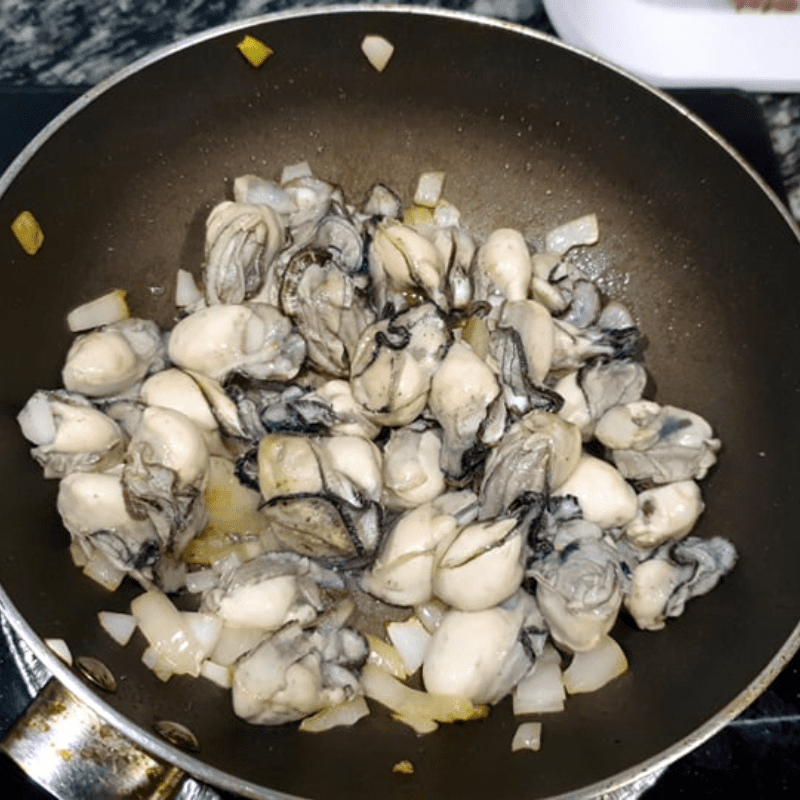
left=183, top=611, right=223, bottom=660
left=142, top=645, right=174, bottom=682
left=511, top=721, right=542, bottom=753
left=83, top=549, right=125, bottom=591
left=299, top=695, right=370, bottom=733
left=391, top=712, right=438, bottom=735
left=69, top=540, right=88, bottom=568
left=45, top=638, right=72, bottom=665
left=175, top=269, right=204, bottom=308
left=415, top=599, right=447, bottom=634
left=98, top=611, right=137, bottom=646
left=361, top=662, right=488, bottom=727
left=361, top=34, right=394, bottom=72
left=433, top=199, right=460, bottom=228
left=67, top=289, right=129, bottom=332
left=185, top=568, right=218, bottom=594
left=386, top=617, right=431, bottom=675
left=11, top=210, right=44, bottom=255
left=210, top=625, right=267, bottom=666
left=414, top=171, right=446, bottom=209
left=403, top=205, right=434, bottom=228
left=392, top=760, right=415, bottom=775
left=562, top=635, right=628, bottom=694
left=131, top=590, right=205, bottom=677
left=236, top=35, right=273, bottom=68
left=512, top=660, right=565, bottom=715
left=545, top=213, right=599, bottom=255
left=366, top=633, right=408, bottom=680
left=281, top=161, right=312, bottom=184
left=200, top=660, right=232, bottom=689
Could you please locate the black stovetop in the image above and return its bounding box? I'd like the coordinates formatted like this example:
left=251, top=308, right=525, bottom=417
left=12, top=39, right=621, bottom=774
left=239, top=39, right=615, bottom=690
left=0, top=87, right=798, bottom=800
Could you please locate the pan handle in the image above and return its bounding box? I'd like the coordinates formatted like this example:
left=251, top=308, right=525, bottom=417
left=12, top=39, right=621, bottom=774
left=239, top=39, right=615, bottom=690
left=1, top=678, right=190, bottom=800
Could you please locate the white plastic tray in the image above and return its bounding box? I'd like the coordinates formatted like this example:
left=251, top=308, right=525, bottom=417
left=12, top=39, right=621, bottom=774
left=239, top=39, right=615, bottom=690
left=543, top=0, right=800, bottom=92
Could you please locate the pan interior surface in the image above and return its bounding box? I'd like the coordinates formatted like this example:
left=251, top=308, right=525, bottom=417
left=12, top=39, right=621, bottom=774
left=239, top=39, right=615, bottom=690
left=1, top=9, right=799, bottom=800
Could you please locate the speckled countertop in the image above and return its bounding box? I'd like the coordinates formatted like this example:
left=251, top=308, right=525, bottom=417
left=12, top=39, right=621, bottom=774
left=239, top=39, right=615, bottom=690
left=0, top=0, right=799, bottom=220
left=0, top=2, right=799, bottom=800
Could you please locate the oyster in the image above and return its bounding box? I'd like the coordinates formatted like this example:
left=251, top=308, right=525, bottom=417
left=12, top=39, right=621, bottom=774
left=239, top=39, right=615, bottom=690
left=594, top=401, right=721, bottom=484
left=17, top=390, right=126, bottom=478
left=62, top=318, right=166, bottom=398
left=168, top=302, right=306, bottom=383
left=203, top=201, right=285, bottom=305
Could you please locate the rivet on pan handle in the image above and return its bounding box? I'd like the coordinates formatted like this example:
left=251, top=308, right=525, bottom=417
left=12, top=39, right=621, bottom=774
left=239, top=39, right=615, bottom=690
left=0, top=679, right=186, bottom=800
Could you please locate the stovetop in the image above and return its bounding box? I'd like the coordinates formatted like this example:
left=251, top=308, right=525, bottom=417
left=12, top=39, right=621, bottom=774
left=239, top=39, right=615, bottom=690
left=1, top=87, right=799, bottom=800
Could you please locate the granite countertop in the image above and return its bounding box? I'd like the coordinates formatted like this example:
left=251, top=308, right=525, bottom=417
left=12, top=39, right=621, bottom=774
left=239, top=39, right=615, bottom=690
left=0, top=2, right=799, bottom=799
left=0, top=0, right=798, bottom=219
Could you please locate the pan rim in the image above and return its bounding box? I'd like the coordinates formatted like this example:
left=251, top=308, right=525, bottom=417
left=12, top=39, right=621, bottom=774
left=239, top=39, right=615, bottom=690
left=1, top=5, right=799, bottom=799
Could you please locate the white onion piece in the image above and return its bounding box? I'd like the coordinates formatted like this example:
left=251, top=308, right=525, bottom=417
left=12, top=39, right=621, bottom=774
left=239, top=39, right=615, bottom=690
left=175, top=269, right=204, bottom=308
left=512, top=660, right=565, bottom=715
left=299, top=696, right=370, bottom=733
left=360, top=34, right=394, bottom=72
left=511, top=721, right=542, bottom=753
left=386, top=618, right=431, bottom=675
left=98, top=611, right=137, bottom=646
left=545, top=213, right=599, bottom=255
left=211, top=625, right=268, bottom=667
left=141, top=645, right=174, bottom=682
left=414, top=171, right=446, bottom=208
left=67, top=289, right=129, bottom=332
left=185, top=568, right=218, bottom=594
left=280, top=161, right=312, bottom=184
left=183, top=611, right=223, bottom=660
left=366, top=633, right=408, bottom=680
left=200, top=659, right=232, bottom=689
left=562, top=636, right=628, bottom=694
left=83, top=549, right=125, bottom=592
left=131, top=590, right=205, bottom=677
left=45, top=638, right=72, bottom=666
left=69, top=540, right=88, bottom=568
left=360, top=663, right=488, bottom=729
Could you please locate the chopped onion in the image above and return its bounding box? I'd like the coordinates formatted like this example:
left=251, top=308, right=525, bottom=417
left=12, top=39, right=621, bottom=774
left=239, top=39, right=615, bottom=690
left=391, top=712, right=439, bottom=735
left=69, top=540, right=88, bottom=568
left=45, top=638, right=72, bottom=665
left=183, top=611, right=223, bottom=660
left=236, top=35, right=273, bottom=68
left=512, top=660, right=565, bottom=715
left=366, top=633, right=408, bottom=680
left=67, top=289, right=129, bottom=332
left=386, top=617, right=431, bottom=675
left=210, top=625, right=267, bottom=667
left=11, top=210, right=44, bottom=255
left=360, top=34, right=394, bottom=72
left=98, top=611, right=137, bottom=646
left=185, top=568, right=219, bottom=594
left=131, top=590, right=205, bottom=677
left=414, top=171, right=446, bottom=209
left=511, top=721, right=542, bottom=753
left=299, top=696, right=370, bottom=733
left=142, top=645, right=174, bottom=682
left=545, top=213, right=599, bottom=255
left=175, top=269, right=204, bottom=308
left=200, top=659, right=232, bottom=689
left=360, top=662, right=488, bottom=727
left=415, top=599, right=447, bottom=634
left=562, top=635, right=628, bottom=694
left=392, top=760, right=415, bottom=775
left=82, top=549, right=125, bottom=591
left=281, top=161, right=312, bottom=184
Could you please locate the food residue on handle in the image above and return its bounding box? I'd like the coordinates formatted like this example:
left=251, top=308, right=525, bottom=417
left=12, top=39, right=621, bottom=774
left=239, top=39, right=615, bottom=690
left=11, top=210, right=44, bottom=255
left=237, top=35, right=274, bottom=68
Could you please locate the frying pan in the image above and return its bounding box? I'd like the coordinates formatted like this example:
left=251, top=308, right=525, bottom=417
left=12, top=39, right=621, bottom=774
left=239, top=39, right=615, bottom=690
left=1, top=6, right=799, bottom=799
